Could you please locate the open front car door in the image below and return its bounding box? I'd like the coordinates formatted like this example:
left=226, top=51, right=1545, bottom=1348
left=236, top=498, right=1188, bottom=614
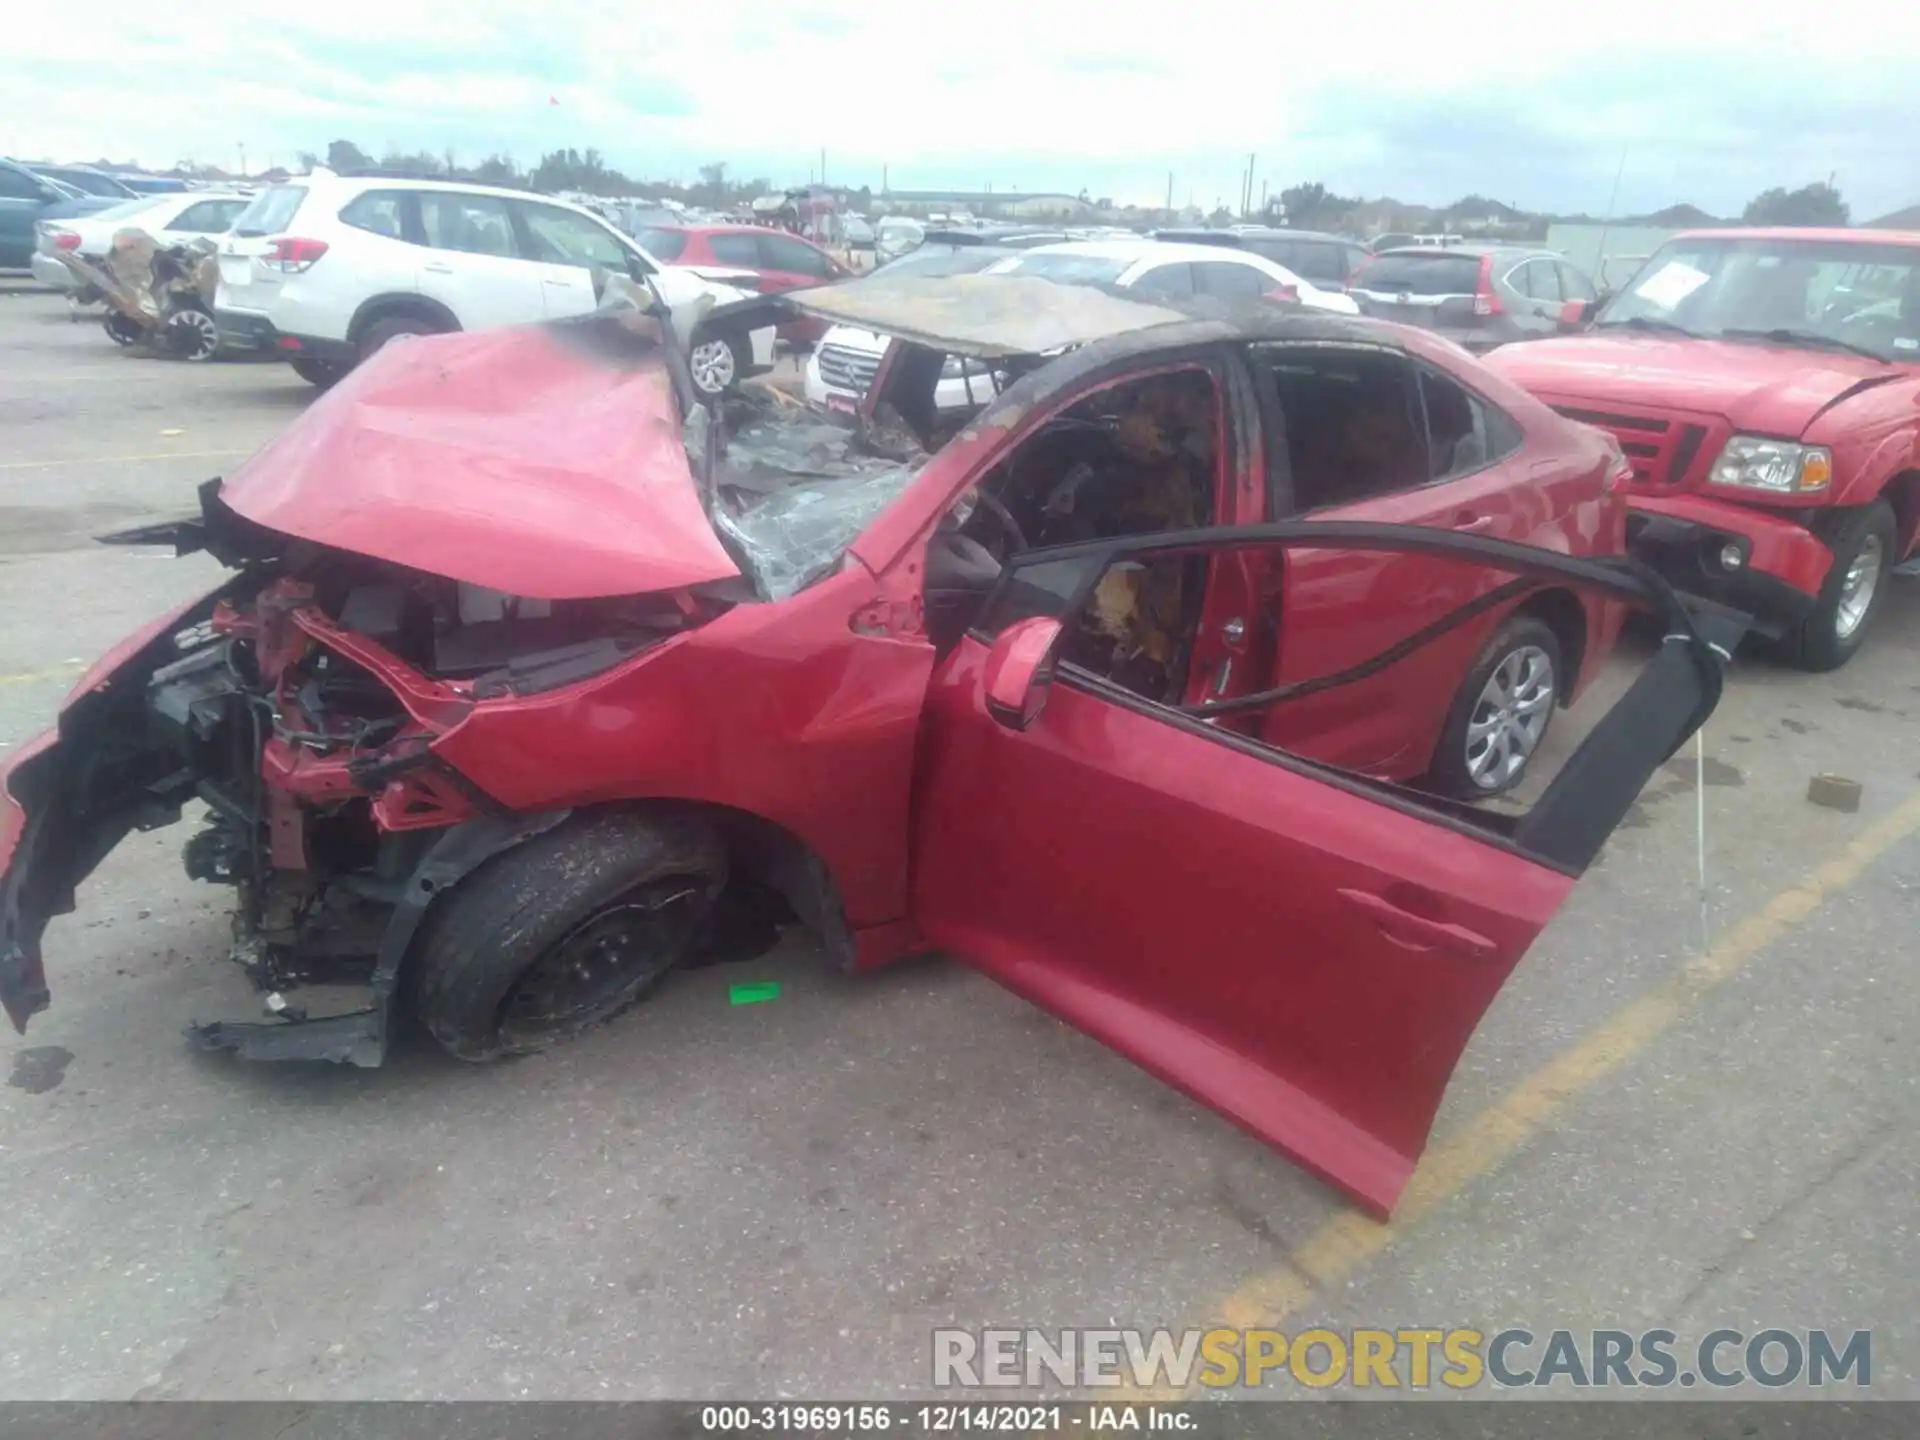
left=910, top=522, right=1737, bottom=1218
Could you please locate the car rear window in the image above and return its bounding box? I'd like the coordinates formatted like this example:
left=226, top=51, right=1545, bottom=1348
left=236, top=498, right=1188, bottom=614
left=637, top=228, right=687, bottom=261
left=1353, top=252, right=1482, bottom=294
left=231, top=185, right=308, bottom=237
left=1001, top=253, right=1130, bottom=285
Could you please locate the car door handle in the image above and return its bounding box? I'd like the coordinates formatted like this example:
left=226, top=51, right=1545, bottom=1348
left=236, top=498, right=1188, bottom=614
left=1335, top=888, right=1497, bottom=960
left=423, top=263, right=454, bottom=274
left=1452, top=513, right=1495, bottom=533
left=543, top=277, right=574, bottom=287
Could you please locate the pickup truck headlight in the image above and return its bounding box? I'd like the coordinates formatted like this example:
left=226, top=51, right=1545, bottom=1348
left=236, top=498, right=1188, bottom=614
left=1708, top=436, right=1832, bottom=493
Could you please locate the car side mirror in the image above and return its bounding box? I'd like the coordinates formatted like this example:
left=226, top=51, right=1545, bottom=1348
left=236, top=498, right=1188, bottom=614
left=982, top=616, right=1063, bottom=731
left=1558, top=298, right=1597, bottom=332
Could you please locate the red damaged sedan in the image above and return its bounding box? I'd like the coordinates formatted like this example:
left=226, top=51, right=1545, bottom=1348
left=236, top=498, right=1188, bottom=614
left=0, top=276, right=1730, bottom=1216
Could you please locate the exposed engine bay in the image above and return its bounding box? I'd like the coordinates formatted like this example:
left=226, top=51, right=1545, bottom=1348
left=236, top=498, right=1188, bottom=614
left=8, top=483, right=740, bottom=1058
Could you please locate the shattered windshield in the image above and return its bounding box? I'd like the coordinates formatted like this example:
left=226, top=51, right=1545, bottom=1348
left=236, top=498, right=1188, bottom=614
left=701, top=391, right=929, bottom=601
left=1596, top=237, right=1920, bottom=361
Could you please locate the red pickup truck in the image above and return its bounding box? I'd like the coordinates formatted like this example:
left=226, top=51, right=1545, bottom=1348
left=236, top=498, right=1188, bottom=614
left=1485, top=227, right=1920, bottom=669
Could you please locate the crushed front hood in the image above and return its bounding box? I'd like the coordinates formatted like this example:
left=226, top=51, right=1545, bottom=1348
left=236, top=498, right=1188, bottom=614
left=1486, top=332, right=1900, bottom=435
left=221, top=316, right=740, bottom=600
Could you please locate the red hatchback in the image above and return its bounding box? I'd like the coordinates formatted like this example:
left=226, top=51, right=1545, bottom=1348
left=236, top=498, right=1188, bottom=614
left=637, top=222, right=852, bottom=345
left=0, top=278, right=1727, bottom=1216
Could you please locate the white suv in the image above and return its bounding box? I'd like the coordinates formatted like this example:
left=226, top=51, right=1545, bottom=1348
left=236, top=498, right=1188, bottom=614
left=214, top=169, right=775, bottom=394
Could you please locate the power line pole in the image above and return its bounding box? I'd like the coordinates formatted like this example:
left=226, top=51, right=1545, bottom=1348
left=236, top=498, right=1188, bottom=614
left=1166, top=171, right=1174, bottom=214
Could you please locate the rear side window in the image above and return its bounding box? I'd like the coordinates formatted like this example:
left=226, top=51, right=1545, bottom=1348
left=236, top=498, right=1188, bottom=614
left=759, top=233, right=836, bottom=278
left=232, top=185, right=308, bottom=237
left=708, top=233, right=763, bottom=266
left=1558, top=262, right=1597, bottom=302
left=39, top=168, right=126, bottom=198
left=1004, top=252, right=1131, bottom=286
left=637, top=227, right=687, bottom=261
left=1354, top=253, right=1481, bottom=294
left=1193, top=259, right=1267, bottom=297
left=1252, top=237, right=1348, bottom=283
left=338, top=190, right=411, bottom=241
left=1514, top=260, right=1560, bottom=302
left=1421, top=368, right=1523, bottom=480
left=419, top=192, right=519, bottom=257
left=1132, top=262, right=1195, bottom=298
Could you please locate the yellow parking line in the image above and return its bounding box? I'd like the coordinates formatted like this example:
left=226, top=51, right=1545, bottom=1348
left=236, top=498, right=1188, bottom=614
left=1141, top=786, right=1920, bottom=1397
left=0, top=662, right=84, bottom=687
left=0, top=449, right=245, bottom=472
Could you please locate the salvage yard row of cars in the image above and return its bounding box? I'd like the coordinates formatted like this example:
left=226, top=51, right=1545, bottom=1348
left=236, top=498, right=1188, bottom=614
left=4, top=174, right=1917, bottom=1215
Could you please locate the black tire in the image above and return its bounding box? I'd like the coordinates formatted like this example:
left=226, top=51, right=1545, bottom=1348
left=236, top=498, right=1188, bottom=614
left=410, top=810, right=726, bottom=1062
left=687, top=329, right=749, bottom=397
left=290, top=358, right=350, bottom=389
left=165, top=306, right=221, bottom=362
left=1427, top=615, right=1563, bottom=800
left=1778, top=500, right=1895, bottom=672
left=103, top=312, right=143, bottom=347
left=356, top=313, right=442, bottom=364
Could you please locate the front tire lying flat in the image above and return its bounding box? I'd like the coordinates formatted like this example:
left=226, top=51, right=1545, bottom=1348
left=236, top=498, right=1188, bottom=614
left=410, top=810, right=726, bottom=1062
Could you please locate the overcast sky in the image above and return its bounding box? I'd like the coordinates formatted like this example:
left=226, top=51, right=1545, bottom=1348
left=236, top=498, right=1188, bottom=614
left=7, top=1, right=1916, bottom=220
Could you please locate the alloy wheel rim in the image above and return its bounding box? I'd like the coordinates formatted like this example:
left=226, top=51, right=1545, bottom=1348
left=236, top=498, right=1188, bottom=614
left=172, top=309, right=218, bottom=360
left=1465, top=644, right=1555, bottom=789
left=1834, top=533, right=1883, bottom=640
left=690, top=340, right=734, bottom=393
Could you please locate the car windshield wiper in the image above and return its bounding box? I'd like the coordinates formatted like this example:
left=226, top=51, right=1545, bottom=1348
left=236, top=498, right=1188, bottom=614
left=1717, top=327, right=1890, bottom=364
left=1597, top=315, right=1700, bottom=338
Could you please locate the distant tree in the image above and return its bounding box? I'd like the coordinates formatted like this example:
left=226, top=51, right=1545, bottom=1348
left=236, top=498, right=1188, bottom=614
left=295, top=150, right=320, bottom=172
left=1278, top=181, right=1361, bottom=228
left=325, top=139, right=373, bottom=172
left=1742, top=182, right=1849, bottom=227
left=472, top=153, right=520, bottom=186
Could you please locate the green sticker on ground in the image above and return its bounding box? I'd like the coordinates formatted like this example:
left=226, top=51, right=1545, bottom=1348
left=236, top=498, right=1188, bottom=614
left=729, top=981, right=781, bottom=1006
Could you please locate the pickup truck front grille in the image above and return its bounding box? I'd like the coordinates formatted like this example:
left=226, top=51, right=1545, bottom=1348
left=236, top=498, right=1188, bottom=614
left=816, top=343, right=881, bottom=395
left=1552, top=405, right=1712, bottom=488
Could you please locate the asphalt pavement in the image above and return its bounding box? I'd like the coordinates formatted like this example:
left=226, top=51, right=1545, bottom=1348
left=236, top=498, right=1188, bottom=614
left=1, top=280, right=1914, bottom=1402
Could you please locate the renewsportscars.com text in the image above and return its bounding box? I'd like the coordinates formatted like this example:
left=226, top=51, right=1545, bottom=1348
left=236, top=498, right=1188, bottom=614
left=932, top=1327, right=1872, bottom=1390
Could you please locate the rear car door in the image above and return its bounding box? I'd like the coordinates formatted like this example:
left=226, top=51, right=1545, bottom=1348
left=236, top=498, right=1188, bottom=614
left=1250, top=342, right=1533, bottom=775
left=410, top=191, right=549, bottom=329
left=911, top=525, right=1725, bottom=1216
left=1127, top=261, right=1195, bottom=299
left=504, top=199, right=637, bottom=319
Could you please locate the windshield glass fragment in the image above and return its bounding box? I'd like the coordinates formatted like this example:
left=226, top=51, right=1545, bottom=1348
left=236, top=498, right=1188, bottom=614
left=707, top=389, right=929, bottom=601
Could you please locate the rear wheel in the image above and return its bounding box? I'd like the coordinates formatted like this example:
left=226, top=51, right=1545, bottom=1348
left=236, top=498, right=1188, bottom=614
left=1428, top=615, right=1562, bottom=799
left=410, top=811, right=726, bottom=1062
left=1780, top=500, right=1894, bottom=672
left=290, top=358, right=350, bottom=389
left=357, top=313, right=443, bottom=363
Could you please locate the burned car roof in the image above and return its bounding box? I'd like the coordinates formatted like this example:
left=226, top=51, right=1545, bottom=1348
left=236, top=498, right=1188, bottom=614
left=771, top=273, right=1407, bottom=360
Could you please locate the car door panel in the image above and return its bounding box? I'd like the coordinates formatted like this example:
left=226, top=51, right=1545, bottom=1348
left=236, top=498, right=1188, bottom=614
left=1254, top=349, right=1538, bottom=777
left=910, top=525, right=1729, bottom=1216
left=415, top=192, right=546, bottom=330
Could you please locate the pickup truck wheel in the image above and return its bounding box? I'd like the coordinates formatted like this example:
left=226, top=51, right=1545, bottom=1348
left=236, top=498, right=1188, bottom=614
left=1428, top=616, right=1561, bottom=800
left=1781, top=501, right=1894, bottom=672
left=410, top=811, right=726, bottom=1062
left=688, top=331, right=746, bottom=397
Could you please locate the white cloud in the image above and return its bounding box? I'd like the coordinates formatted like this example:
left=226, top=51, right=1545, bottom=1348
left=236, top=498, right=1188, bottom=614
left=6, top=0, right=1917, bottom=215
